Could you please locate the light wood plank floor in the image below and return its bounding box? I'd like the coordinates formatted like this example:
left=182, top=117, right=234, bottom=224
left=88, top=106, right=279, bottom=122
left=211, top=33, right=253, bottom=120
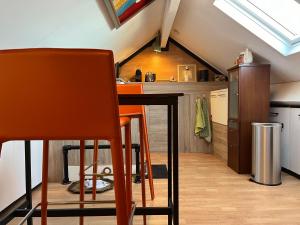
left=9, top=153, right=300, bottom=225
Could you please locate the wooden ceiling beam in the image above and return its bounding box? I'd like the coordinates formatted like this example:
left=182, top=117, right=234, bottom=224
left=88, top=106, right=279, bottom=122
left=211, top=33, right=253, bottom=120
left=160, top=0, right=181, bottom=48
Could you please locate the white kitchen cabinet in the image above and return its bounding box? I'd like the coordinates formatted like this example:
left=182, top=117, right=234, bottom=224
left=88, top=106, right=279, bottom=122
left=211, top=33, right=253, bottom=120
left=269, top=107, right=290, bottom=169
left=210, top=88, right=228, bottom=125
left=270, top=107, right=300, bottom=175
left=289, top=108, right=300, bottom=175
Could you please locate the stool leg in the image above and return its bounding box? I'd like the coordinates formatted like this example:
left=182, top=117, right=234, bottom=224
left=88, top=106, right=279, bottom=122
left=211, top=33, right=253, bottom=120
left=92, top=140, right=99, bottom=200
left=111, top=138, right=129, bottom=225
left=41, top=140, right=49, bottom=225
left=125, top=123, right=132, bottom=217
left=79, top=140, right=85, bottom=225
left=139, top=117, right=147, bottom=225
left=142, top=112, right=155, bottom=200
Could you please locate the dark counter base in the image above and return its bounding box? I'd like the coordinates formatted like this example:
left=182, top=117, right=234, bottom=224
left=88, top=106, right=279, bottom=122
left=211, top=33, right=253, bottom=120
left=271, top=101, right=300, bottom=108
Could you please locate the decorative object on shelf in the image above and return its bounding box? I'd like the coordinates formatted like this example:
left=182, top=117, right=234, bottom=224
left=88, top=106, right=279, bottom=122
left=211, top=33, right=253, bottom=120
left=197, top=70, right=209, bottom=82
left=244, top=48, right=253, bottom=64
left=104, top=0, right=155, bottom=28
left=116, top=77, right=126, bottom=84
left=145, top=72, right=156, bottom=82
left=238, top=52, right=245, bottom=64
left=177, top=64, right=197, bottom=82
left=135, top=68, right=142, bottom=82
left=169, top=75, right=176, bottom=82
left=214, top=74, right=227, bottom=82
left=234, top=48, right=254, bottom=65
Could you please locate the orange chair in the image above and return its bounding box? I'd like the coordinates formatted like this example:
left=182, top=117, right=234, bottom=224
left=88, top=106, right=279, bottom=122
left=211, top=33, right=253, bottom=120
left=0, top=49, right=132, bottom=225
left=91, top=83, right=155, bottom=225
left=117, top=83, right=155, bottom=201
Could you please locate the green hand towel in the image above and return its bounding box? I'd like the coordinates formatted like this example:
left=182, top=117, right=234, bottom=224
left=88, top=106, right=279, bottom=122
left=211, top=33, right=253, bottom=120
left=195, top=98, right=205, bottom=135
left=194, top=98, right=211, bottom=143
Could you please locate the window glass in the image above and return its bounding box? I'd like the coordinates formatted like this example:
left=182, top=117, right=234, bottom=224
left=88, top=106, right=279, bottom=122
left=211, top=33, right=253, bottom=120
left=247, top=0, right=300, bottom=37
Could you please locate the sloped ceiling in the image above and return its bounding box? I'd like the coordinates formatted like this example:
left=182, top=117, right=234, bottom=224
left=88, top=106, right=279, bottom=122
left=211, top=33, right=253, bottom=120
left=0, top=0, right=165, bottom=62
left=171, top=0, right=300, bottom=83
left=1, top=0, right=299, bottom=83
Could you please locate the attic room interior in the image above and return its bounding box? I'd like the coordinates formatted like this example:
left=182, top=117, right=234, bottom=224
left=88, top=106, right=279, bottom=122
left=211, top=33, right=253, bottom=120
left=1, top=0, right=300, bottom=224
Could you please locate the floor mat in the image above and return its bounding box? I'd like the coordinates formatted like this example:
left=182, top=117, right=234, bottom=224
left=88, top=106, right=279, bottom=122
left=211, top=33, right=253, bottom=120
left=147, top=164, right=168, bottom=179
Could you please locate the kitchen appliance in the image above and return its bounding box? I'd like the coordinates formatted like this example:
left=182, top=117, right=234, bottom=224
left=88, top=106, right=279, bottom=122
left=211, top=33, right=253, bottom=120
left=145, top=72, right=156, bottom=82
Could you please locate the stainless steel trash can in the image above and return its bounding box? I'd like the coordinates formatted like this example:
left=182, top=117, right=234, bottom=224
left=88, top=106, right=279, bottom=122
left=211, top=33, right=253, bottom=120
left=251, top=123, right=282, bottom=185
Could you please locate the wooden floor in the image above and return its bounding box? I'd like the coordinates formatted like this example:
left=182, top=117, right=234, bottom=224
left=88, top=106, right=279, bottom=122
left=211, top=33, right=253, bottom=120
left=9, top=153, right=300, bottom=225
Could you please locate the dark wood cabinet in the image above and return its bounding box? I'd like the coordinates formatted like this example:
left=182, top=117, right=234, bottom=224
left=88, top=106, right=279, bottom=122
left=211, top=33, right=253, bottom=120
left=227, top=64, right=270, bottom=173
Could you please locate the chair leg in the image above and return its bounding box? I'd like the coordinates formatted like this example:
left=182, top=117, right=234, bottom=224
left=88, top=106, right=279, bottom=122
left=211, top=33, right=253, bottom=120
left=79, top=140, right=85, bottom=225
left=139, top=117, right=147, bottom=225
left=142, top=113, right=155, bottom=200
left=125, top=123, right=132, bottom=217
left=92, top=140, right=99, bottom=200
left=111, top=138, right=129, bottom=225
left=41, top=140, right=49, bottom=225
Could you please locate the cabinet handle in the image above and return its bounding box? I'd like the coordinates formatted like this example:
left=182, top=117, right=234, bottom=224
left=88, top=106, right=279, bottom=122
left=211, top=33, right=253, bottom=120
left=218, top=94, right=226, bottom=97
left=270, top=112, right=279, bottom=117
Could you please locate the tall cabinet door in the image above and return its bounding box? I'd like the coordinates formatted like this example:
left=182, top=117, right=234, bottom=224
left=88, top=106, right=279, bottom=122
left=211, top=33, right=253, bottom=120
left=228, top=69, right=239, bottom=171
left=289, top=108, right=300, bottom=175
left=269, top=107, right=290, bottom=169
left=228, top=70, right=239, bottom=120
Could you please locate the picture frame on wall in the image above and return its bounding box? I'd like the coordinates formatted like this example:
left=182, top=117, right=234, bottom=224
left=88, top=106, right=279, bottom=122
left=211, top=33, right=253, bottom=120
left=104, top=0, right=155, bottom=28
left=177, top=64, right=197, bottom=82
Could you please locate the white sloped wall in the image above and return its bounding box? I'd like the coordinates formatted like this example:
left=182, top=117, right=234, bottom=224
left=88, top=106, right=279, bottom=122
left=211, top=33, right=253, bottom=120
left=0, top=0, right=165, bottom=62
left=271, top=81, right=300, bottom=102
left=0, top=141, right=42, bottom=211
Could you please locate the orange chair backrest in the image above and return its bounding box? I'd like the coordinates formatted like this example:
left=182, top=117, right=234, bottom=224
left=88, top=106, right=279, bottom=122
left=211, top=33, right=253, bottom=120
left=0, top=48, right=121, bottom=147
left=117, top=83, right=144, bottom=116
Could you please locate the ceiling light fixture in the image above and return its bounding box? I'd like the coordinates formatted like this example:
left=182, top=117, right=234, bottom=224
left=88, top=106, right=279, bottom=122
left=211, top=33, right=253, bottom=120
left=152, top=32, right=162, bottom=53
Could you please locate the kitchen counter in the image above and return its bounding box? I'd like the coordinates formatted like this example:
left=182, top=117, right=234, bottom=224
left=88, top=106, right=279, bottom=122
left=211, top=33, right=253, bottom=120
left=271, top=101, right=300, bottom=108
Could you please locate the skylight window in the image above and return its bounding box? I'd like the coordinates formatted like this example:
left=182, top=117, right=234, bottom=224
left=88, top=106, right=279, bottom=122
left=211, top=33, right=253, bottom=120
left=214, top=0, right=300, bottom=56
left=248, top=0, right=300, bottom=39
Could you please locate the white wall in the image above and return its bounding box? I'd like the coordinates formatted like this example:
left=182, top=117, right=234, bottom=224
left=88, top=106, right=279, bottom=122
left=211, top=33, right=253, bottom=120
left=0, top=142, right=25, bottom=211
left=0, top=0, right=165, bottom=62
left=0, top=141, right=42, bottom=211
left=271, top=81, right=300, bottom=102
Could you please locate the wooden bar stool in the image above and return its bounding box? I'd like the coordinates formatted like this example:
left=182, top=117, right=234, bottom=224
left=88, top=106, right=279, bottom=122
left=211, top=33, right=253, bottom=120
left=0, top=48, right=132, bottom=225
